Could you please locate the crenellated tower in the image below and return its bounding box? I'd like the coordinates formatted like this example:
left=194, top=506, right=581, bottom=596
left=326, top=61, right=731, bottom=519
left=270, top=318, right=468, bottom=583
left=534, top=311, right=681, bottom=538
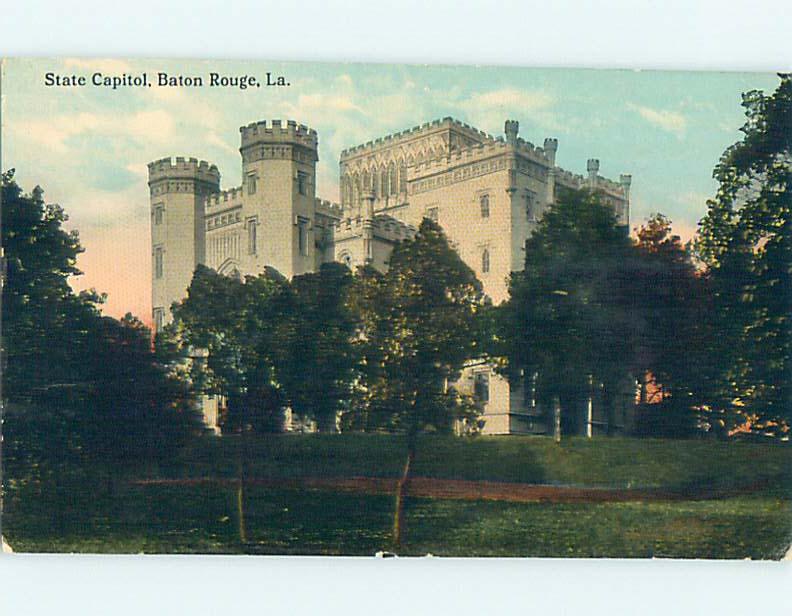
left=238, top=120, right=319, bottom=278
left=148, top=157, right=220, bottom=332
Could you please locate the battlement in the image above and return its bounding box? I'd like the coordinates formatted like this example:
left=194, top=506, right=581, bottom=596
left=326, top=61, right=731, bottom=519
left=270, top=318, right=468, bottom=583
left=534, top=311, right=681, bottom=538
left=340, top=117, right=496, bottom=159
left=333, top=213, right=415, bottom=243
left=410, top=135, right=554, bottom=178
left=147, top=156, right=221, bottom=185
left=315, top=198, right=343, bottom=219
left=239, top=119, right=318, bottom=150
left=206, top=186, right=244, bottom=208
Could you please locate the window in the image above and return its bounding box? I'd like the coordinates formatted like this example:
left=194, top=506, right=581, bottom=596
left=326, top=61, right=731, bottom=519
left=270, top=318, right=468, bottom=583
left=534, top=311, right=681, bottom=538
left=247, top=173, right=257, bottom=195
left=153, top=308, right=165, bottom=334
left=482, top=248, right=490, bottom=273
left=388, top=163, right=397, bottom=196
left=525, top=191, right=537, bottom=221
left=153, top=205, right=164, bottom=225
left=247, top=218, right=257, bottom=255
left=474, top=371, right=490, bottom=404
left=340, top=252, right=352, bottom=269
left=480, top=194, right=490, bottom=218
left=399, top=162, right=407, bottom=193
left=154, top=246, right=164, bottom=278
left=425, top=207, right=438, bottom=223
left=297, top=171, right=308, bottom=196
left=298, top=219, right=309, bottom=256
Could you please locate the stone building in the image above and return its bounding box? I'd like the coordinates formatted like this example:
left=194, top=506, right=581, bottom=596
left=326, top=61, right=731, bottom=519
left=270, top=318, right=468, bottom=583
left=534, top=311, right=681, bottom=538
left=149, top=117, right=633, bottom=435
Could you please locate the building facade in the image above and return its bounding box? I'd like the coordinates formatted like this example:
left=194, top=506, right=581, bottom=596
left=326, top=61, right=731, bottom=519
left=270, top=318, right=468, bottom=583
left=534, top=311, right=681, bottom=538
left=149, top=117, right=633, bottom=435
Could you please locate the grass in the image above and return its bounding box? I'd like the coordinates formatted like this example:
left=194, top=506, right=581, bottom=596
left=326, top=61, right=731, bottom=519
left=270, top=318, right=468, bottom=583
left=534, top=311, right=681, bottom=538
left=169, top=433, right=792, bottom=494
left=4, top=434, right=791, bottom=558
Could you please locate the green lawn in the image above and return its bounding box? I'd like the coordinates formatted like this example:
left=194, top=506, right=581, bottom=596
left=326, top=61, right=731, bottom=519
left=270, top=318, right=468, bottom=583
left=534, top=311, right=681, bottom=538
left=4, top=434, right=791, bottom=558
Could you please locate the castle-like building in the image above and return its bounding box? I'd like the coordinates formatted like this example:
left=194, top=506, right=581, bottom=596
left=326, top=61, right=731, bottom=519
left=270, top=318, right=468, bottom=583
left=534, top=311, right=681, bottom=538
left=149, top=117, right=632, bottom=435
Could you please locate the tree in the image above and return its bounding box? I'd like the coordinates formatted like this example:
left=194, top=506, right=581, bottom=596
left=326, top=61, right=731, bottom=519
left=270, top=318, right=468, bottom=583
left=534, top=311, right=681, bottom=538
left=171, top=265, right=294, bottom=544
left=171, top=265, right=292, bottom=434
left=351, top=219, right=483, bottom=546
left=281, top=262, right=358, bottom=432
left=2, top=172, right=204, bottom=499
left=630, top=214, right=709, bottom=437
left=696, top=74, right=791, bottom=436
left=498, top=188, right=638, bottom=438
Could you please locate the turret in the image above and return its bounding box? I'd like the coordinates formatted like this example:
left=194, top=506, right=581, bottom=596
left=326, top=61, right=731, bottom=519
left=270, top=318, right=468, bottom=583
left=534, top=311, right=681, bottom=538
left=543, top=138, right=558, bottom=167
left=236, top=120, right=319, bottom=279
left=505, top=120, right=520, bottom=145
left=148, top=156, right=220, bottom=332
left=587, top=158, right=600, bottom=188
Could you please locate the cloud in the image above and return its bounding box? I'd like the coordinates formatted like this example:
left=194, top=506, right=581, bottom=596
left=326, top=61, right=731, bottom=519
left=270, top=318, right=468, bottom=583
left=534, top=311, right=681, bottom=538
left=13, top=109, right=176, bottom=152
left=62, top=58, right=134, bottom=74
left=627, top=102, right=687, bottom=136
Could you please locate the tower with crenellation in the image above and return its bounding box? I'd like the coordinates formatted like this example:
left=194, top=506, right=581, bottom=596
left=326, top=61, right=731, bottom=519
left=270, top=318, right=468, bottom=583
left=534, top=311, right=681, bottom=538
left=148, top=157, right=220, bottom=332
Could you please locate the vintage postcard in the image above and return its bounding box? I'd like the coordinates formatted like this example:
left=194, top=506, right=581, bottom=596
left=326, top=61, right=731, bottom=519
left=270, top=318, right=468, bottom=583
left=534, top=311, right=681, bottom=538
left=0, top=58, right=789, bottom=558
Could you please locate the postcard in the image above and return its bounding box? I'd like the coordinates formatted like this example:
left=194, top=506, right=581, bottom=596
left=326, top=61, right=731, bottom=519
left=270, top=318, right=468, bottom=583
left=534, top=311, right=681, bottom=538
left=1, top=58, right=789, bottom=558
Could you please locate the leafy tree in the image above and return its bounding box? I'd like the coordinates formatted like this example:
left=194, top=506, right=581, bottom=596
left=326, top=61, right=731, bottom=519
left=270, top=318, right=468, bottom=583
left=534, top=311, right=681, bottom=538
left=630, top=214, right=709, bottom=437
left=350, top=219, right=483, bottom=546
left=282, top=262, right=359, bottom=432
left=171, top=265, right=292, bottom=434
left=696, top=74, right=791, bottom=436
left=498, top=188, right=638, bottom=438
left=2, top=172, right=204, bottom=501
left=170, top=265, right=294, bottom=544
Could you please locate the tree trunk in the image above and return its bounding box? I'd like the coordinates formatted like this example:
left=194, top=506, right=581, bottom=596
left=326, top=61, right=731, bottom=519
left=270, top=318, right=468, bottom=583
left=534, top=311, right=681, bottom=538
left=392, top=439, right=415, bottom=550
left=236, top=433, right=248, bottom=545
left=553, top=396, right=562, bottom=444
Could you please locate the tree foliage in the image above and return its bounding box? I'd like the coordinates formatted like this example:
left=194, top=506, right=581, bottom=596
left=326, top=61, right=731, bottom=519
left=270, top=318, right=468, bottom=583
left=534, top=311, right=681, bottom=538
left=497, top=189, right=638, bottom=434
left=170, top=264, right=292, bottom=433
left=696, top=74, right=791, bottom=435
left=2, top=171, right=204, bottom=484
left=351, top=219, right=484, bottom=441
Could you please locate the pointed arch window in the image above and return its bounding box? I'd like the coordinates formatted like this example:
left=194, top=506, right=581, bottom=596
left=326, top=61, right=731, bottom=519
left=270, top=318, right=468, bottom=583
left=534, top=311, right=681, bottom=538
left=480, top=194, right=490, bottom=218
left=399, top=162, right=407, bottom=193
left=388, top=163, right=397, bottom=196
left=482, top=248, right=490, bottom=273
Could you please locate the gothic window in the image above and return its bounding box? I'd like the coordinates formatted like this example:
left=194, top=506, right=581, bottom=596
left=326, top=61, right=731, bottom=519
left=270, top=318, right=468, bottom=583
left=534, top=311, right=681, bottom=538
left=153, top=307, right=165, bottom=334
left=342, top=175, right=351, bottom=206
left=247, top=173, right=257, bottom=195
left=425, top=207, right=438, bottom=223
left=482, top=248, right=490, bottom=273
left=480, top=194, right=490, bottom=218
left=298, top=218, right=309, bottom=256
left=372, top=169, right=380, bottom=198
left=388, top=163, right=397, bottom=196
left=399, top=162, right=407, bottom=193
left=247, top=218, right=257, bottom=255
left=352, top=173, right=360, bottom=206
left=153, top=204, right=164, bottom=225
left=474, top=371, right=490, bottom=404
left=154, top=246, right=164, bottom=278
left=362, top=170, right=370, bottom=192
left=525, top=190, right=537, bottom=221
left=297, top=171, right=308, bottom=196
left=380, top=168, right=388, bottom=197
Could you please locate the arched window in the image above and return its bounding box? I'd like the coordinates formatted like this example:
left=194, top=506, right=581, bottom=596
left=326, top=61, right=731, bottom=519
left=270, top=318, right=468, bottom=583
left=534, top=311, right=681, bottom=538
left=352, top=173, right=360, bottom=206
left=399, top=161, right=407, bottom=193
left=388, top=162, right=397, bottom=196
left=482, top=248, right=490, bottom=273
left=362, top=170, right=370, bottom=191
left=342, top=175, right=351, bottom=206
left=372, top=169, right=380, bottom=198
left=380, top=167, right=388, bottom=197
left=480, top=194, right=490, bottom=218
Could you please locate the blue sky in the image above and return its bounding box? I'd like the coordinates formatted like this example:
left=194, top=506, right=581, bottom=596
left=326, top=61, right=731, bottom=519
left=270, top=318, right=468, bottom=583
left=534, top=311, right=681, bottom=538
left=2, top=58, right=779, bottom=319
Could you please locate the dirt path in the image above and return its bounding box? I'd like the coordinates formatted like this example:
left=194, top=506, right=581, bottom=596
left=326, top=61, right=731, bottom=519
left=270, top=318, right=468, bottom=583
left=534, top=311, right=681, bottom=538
left=132, top=476, right=767, bottom=504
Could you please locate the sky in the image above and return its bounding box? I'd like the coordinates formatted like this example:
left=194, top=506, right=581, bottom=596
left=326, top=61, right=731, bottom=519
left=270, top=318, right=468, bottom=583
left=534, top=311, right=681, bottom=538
left=1, top=58, right=780, bottom=322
